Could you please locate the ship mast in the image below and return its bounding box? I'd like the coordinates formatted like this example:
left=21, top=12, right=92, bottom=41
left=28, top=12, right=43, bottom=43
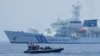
left=57, top=14, right=60, bottom=24
left=72, top=1, right=81, bottom=21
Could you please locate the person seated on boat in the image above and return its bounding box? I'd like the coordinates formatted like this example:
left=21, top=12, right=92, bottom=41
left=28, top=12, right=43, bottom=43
left=47, top=46, right=52, bottom=49
left=45, top=46, right=48, bottom=50
left=35, top=45, right=40, bottom=50
left=31, top=44, right=38, bottom=50
left=40, top=47, right=44, bottom=50
left=44, top=46, right=51, bottom=50
left=30, top=44, right=39, bottom=50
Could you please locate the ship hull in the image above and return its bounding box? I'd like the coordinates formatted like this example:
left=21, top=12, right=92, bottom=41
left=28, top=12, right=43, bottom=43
left=5, top=31, right=100, bottom=44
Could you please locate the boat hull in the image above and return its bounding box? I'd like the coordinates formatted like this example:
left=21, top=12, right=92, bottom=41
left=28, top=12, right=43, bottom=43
left=24, top=48, right=64, bottom=53
left=5, top=31, right=100, bottom=44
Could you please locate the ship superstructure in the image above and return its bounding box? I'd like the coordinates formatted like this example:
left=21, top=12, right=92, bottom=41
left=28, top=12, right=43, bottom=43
left=51, top=2, right=82, bottom=37
left=5, top=2, right=100, bottom=44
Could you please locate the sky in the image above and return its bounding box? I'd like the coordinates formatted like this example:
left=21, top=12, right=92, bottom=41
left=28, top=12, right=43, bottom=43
left=0, top=0, right=100, bottom=41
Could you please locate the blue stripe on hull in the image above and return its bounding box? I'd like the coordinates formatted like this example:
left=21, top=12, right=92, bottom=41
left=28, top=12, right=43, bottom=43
left=39, top=35, right=48, bottom=43
left=35, top=35, right=42, bottom=43
left=35, top=35, right=48, bottom=43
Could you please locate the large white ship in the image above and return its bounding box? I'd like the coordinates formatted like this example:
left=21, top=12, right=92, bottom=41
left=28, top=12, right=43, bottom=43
left=5, top=2, right=100, bottom=44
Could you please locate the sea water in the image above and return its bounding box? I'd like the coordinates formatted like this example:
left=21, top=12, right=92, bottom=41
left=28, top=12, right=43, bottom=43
left=0, top=42, right=100, bottom=56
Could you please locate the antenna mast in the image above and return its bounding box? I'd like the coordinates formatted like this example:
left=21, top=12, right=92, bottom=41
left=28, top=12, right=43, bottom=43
left=72, top=1, right=81, bottom=21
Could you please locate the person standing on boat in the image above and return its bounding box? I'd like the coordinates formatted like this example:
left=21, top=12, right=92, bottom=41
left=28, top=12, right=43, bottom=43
left=27, top=41, right=33, bottom=50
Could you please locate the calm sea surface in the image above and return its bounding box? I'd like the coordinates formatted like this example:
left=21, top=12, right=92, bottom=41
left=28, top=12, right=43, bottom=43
left=0, top=42, right=100, bottom=56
